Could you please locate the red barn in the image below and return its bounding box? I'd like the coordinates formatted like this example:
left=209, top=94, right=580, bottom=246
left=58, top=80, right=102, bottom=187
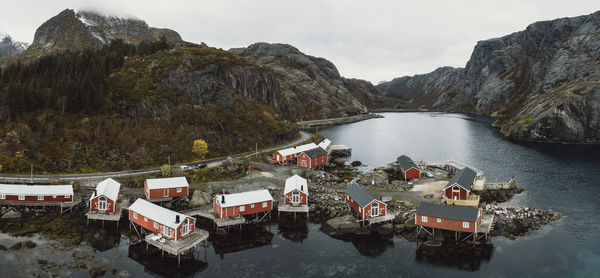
left=0, top=184, right=73, bottom=203
left=297, top=147, right=328, bottom=169
left=345, top=184, right=387, bottom=220
left=415, top=202, right=482, bottom=234
left=89, top=178, right=120, bottom=213
left=272, top=143, right=318, bottom=164
left=144, top=177, right=189, bottom=200
left=213, top=189, right=273, bottom=218
left=396, top=155, right=421, bottom=180
left=443, top=167, right=477, bottom=200
left=128, top=198, right=196, bottom=241
left=283, top=175, right=308, bottom=206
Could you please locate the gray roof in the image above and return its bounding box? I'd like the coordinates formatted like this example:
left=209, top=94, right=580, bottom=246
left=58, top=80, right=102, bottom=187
left=444, top=167, right=477, bottom=191
left=416, top=202, right=479, bottom=222
left=345, top=184, right=377, bottom=208
left=303, top=147, right=327, bottom=159
left=396, top=155, right=419, bottom=171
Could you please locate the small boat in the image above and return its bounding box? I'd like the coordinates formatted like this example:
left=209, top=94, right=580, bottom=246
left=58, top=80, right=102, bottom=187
left=425, top=171, right=434, bottom=178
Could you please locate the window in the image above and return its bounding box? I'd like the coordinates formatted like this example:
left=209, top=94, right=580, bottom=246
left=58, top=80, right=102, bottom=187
left=0, top=194, right=4, bottom=199
left=133, top=212, right=138, bottom=219
left=262, top=202, right=267, bottom=208
left=239, top=205, right=245, bottom=212
left=65, top=195, right=70, bottom=199
left=144, top=217, right=148, bottom=222
left=154, top=222, right=159, bottom=229
left=177, top=187, right=182, bottom=193
left=292, top=191, right=299, bottom=203
left=251, top=204, right=255, bottom=208
left=18, top=195, right=25, bottom=200
left=53, top=195, right=56, bottom=199
left=38, top=196, right=44, bottom=201
left=421, top=216, right=428, bottom=222
left=453, top=186, right=460, bottom=191
left=98, top=196, right=107, bottom=210
left=437, top=218, right=441, bottom=223
left=182, top=219, right=189, bottom=236
left=463, top=222, right=469, bottom=228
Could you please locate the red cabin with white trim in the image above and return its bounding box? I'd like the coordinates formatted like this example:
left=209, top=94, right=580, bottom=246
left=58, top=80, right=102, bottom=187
left=443, top=168, right=477, bottom=201
left=272, top=143, right=318, bottom=163
left=128, top=198, right=196, bottom=241
left=0, top=184, right=73, bottom=203
left=297, top=147, right=328, bottom=169
left=213, top=189, right=273, bottom=218
left=396, top=155, right=421, bottom=180
left=144, top=177, right=189, bottom=200
left=345, top=184, right=387, bottom=220
left=415, top=202, right=482, bottom=233
left=89, top=178, right=120, bottom=213
left=283, top=175, right=308, bottom=206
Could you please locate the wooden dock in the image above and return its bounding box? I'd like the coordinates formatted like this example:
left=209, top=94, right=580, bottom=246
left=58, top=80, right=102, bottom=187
left=86, top=199, right=129, bottom=226
left=277, top=198, right=309, bottom=221
left=478, top=214, right=494, bottom=234
left=441, top=194, right=480, bottom=207
left=427, top=160, right=484, bottom=176
left=144, top=229, right=209, bottom=268
left=0, top=194, right=81, bottom=213
left=180, top=208, right=245, bottom=228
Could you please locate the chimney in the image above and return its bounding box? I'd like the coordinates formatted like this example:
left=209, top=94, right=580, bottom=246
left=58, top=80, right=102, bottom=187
left=301, top=185, right=303, bottom=192
left=175, top=215, right=180, bottom=224
left=221, top=195, right=225, bottom=204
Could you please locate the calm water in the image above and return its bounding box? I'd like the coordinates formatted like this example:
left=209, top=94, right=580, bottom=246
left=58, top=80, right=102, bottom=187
left=2, top=112, right=600, bottom=277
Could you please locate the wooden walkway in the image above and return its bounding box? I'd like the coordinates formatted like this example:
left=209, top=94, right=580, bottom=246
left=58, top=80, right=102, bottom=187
left=427, top=160, right=484, bottom=176
left=478, top=214, right=494, bottom=234
left=145, top=229, right=209, bottom=256
left=180, top=208, right=245, bottom=228
left=441, top=194, right=480, bottom=207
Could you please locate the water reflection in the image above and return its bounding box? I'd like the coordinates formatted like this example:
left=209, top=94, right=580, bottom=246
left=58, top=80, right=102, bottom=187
left=209, top=224, right=274, bottom=256
left=128, top=241, right=208, bottom=278
left=415, top=242, right=493, bottom=271
left=277, top=217, right=308, bottom=243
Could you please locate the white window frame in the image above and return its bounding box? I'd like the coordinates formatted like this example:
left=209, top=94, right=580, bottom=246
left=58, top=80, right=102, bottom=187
left=262, top=202, right=267, bottom=208
left=371, top=202, right=379, bottom=216
left=0, top=194, right=5, bottom=200
left=133, top=212, right=138, bottom=219
left=154, top=222, right=159, bottom=229
left=421, top=216, right=428, bottom=222
left=239, top=205, right=245, bottom=212
left=144, top=217, right=148, bottom=222
left=98, top=196, right=107, bottom=210
left=463, top=222, right=470, bottom=228
left=64, top=195, right=70, bottom=199
left=437, top=218, right=441, bottom=223
left=182, top=219, right=189, bottom=236
left=177, top=187, right=182, bottom=193
left=292, top=191, right=300, bottom=203
left=53, top=195, right=56, bottom=199
left=346, top=195, right=349, bottom=200
left=38, top=195, right=44, bottom=201
left=18, top=195, right=25, bottom=200
left=251, top=204, right=255, bottom=208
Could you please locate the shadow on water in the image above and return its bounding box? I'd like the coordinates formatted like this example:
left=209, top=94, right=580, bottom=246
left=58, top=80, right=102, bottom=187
left=322, top=231, right=395, bottom=257
left=128, top=241, right=208, bottom=278
left=415, top=242, right=494, bottom=271
left=208, top=224, right=274, bottom=256
left=277, top=217, right=309, bottom=243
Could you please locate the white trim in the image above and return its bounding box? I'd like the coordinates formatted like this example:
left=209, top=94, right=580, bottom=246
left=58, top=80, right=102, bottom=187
left=144, top=217, right=148, bottom=222
left=133, top=212, right=138, bottom=219
left=437, top=218, right=441, bottom=223
left=239, top=205, right=245, bottom=212
left=421, top=216, right=428, bottom=222
left=18, top=195, right=25, bottom=200
left=462, top=221, right=469, bottom=228
left=0, top=194, right=4, bottom=199
left=38, top=195, right=44, bottom=201
left=176, top=187, right=182, bottom=193
left=154, top=222, right=159, bottom=229
left=262, top=202, right=267, bottom=208
left=98, top=196, right=107, bottom=211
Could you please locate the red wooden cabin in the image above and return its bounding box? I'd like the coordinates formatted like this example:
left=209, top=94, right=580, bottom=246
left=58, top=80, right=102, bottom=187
left=396, top=155, right=421, bottom=180
left=272, top=143, right=318, bottom=163
left=345, top=184, right=387, bottom=220
left=0, top=184, right=73, bottom=203
left=89, top=178, right=120, bottom=213
left=144, top=177, right=189, bottom=200
left=415, top=202, right=482, bottom=233
left=297, top=147, right=328, bottom=169
left=283, top=175, right=308, bottom=206
left=128, top=198, right=196, bottom=241
left=443, top=167, right=477, bottom=200
left=213, top=189, right=273, bottom=218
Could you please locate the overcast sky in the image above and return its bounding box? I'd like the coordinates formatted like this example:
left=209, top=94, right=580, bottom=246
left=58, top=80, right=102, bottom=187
left=1, top=0, right=599, bottom=83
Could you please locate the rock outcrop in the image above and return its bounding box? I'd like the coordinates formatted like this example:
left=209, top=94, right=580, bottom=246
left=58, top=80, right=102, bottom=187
left=379, top=10, right=600, bottom=143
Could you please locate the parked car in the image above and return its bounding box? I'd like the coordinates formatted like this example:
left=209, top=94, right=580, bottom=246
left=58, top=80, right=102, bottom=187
left=179, top=165, right=191, bottom=170
left=195, top=163, right=207, bottom=169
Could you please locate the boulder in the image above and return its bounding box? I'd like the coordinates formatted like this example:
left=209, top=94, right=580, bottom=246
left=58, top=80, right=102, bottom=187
left=24, top=241, right=37, bottom=249
left=2, top=209, right=22, bottom=219
left=373, top=223, right=394, bottom=236
left=350, top=161, right=362, bottom=167
left=189, top=190, right=212, bottom=207
left=9, top=242, right=22, bottom=250
left=333, top=158, right=346, bottom=166
left=321, top=215, right=361, bottom=235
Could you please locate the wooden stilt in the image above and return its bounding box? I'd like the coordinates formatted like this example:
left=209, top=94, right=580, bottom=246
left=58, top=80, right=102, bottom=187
left=178, top=255, right=181, bottom=269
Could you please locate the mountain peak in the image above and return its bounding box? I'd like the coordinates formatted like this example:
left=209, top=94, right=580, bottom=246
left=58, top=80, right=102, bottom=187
left=0, top=34, right=28, bottom=59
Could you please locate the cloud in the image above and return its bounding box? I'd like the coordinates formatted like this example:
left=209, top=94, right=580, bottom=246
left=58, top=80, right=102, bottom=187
left=1, top=0, right=599, bottom=83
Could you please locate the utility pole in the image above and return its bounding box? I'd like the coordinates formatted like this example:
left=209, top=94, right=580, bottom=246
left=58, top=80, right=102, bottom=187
left=168, top=155, right=171, bottom=166
left=255, top=142, right=258, bottom=158
left=30, top=164, right=33, bottom=183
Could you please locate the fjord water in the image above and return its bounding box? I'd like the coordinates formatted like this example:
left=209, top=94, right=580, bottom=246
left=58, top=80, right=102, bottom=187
left=2, top=112, right=600, bottom=277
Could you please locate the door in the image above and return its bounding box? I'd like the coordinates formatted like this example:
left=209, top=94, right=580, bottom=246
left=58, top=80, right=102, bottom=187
left=164, top=189, right=169, bottom=197
left=98, top=197, right=107, bottom=211
left=452, top=186, right=460, bottom=200
left=182, top=218, right=189, bottom=236
left=371, top=202, right=379, bottom=217
left=292, top=192, right=300, bottom=204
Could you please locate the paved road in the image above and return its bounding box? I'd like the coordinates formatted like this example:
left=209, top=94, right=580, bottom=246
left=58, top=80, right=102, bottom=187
left=0, top=131, right=311, bottom=183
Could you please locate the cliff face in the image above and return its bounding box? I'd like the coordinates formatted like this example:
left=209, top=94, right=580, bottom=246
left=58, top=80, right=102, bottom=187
left=0, top=35, right=28, bottom=59
left=379, top=10, right=600, bottom=143
left=230, top=43, right=368, bottom=118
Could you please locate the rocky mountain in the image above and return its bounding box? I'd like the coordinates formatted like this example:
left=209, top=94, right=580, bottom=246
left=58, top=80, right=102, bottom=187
left=11, top=9, right=181, bottom=61
left=378, top=10, right=600, bottom=143
left=0, top=34, right=28, bottom=59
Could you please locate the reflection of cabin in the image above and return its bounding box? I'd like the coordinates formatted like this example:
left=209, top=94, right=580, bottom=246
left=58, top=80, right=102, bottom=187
left=443, top=168, right=477, bottom=200
left=345, top=184, right=387, bottom=220
left=129, top=199, right=196, bottom=241
left=272, top=143, right=318, bottom=164
left=416, top=202, right=481, bottom=233
left=90, top=178, right=120, bottom=213
left=297, top=147, right=328, bottom=169
left=396, top=155, right=421, bottom=180
left=283, top=175, right=308, bottom=206
left=213, top=189, right=273, bottom=219
left=144, top=177, right=189, bottom=200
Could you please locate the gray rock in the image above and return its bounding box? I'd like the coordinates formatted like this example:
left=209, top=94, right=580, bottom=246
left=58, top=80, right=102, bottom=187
left=322, top=215, right=361, bottom=235
left=350, top=161, right=362, bottom=167
left=189, top=190, right=211, bottom=207
left=2, top=209, right=22, bottom=219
